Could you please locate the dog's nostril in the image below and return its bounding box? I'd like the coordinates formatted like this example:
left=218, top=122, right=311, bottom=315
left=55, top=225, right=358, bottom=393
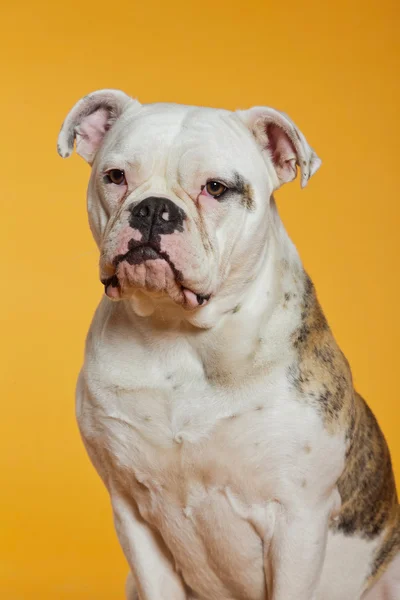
left=161, top=209, right=169, bottom=221
left=139, top=206, right=150, bottom=218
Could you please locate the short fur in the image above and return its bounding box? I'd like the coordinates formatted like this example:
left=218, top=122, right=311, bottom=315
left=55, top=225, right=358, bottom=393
left=58, top=90, right=399, bottom=600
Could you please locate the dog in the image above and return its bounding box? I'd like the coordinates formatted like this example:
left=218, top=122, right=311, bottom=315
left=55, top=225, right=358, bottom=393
left=58, top=89, right=399, bottom=600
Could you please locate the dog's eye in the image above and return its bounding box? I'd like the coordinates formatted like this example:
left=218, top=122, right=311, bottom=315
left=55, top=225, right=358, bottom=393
left=206, top=181, right=227, bottom=198
left=105, top=169, right=126, bottom=185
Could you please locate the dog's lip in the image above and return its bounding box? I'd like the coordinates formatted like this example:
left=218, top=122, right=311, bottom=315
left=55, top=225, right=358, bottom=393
left=101, top=272, right=211, bottom=309
left=183, top=289, right=211, bottom=308
left=101, top=275, right=211, bottom=309
left=101, top=274, right=121, bottom=300
left=101, top=244, right=211, bottom=308
left=113, top=243, right=180, bottom=274
left=113, top=243, right=161, bottom=265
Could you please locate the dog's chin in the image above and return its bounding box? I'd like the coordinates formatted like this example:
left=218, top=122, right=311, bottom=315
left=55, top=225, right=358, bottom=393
left=101, top=256, right=211, bottom=311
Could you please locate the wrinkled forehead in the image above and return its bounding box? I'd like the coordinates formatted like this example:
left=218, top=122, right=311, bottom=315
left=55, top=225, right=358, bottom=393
left=100, top=103, right=266, bottom=184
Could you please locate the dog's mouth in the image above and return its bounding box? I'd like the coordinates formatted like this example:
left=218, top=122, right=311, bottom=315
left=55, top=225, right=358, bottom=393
left=101, top=244, right=211, bottom=309
left=117, top=245, right=166, bottom=265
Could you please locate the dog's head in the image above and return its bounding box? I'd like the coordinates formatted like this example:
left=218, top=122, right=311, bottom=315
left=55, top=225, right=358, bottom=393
left=58, top=90, right=320, bottom=319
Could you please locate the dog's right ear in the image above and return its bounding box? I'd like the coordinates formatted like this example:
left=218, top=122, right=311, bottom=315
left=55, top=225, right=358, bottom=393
left=57, top=89, right=140, bottom=164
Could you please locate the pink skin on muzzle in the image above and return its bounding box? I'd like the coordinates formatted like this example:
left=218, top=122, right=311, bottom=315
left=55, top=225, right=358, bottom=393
left=104, top=273, right=209, bottom=309
left=103, top=225, right=210, bottom=309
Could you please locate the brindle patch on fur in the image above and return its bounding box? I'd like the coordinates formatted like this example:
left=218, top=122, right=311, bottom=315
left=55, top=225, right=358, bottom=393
left=282, top=291, right=292, bottom=309
left=241, top=182, right=255, bottom=211
left=287, top=273, right=352, bottom=430
left=287, top=272, right=399, bottom=545
left=333, top=393, right=399, bottom=539
left=229, top=173, right=255, bottom=211
left=367, top=511, right=400, bottom=586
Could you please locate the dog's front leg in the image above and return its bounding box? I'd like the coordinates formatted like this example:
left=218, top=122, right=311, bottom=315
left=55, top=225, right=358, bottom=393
left=267, top=502, right=332, bottom=600
left=111, top=492, right=187, bottom=600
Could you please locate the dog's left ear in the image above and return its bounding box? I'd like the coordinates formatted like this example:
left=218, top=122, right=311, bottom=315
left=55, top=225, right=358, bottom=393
left=237, top=107, right=321, bottom=189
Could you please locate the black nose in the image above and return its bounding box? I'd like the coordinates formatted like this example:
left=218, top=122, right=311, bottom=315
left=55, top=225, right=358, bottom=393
left=128, top=197, right=186, bottom=241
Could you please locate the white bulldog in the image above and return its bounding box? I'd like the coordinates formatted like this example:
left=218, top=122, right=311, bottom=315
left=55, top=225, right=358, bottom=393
left=58, top=90, right=399, bottom=600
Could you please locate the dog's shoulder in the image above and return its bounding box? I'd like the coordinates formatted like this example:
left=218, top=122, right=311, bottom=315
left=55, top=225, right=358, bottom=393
left=285, top=272, right=354, bottom=433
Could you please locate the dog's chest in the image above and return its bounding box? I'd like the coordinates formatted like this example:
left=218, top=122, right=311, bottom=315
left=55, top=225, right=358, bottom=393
left=81, top=334, right=344, bottom=599
left=84, top=336, right=332, bottom=485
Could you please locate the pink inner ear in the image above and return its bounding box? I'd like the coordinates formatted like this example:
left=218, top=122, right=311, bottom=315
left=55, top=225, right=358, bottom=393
left=75, top=108, right=110, bottom=162
left=266, top=123, right=297, bottom=183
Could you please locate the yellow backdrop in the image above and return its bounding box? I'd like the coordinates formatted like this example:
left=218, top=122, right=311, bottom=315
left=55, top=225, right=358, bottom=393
left=1, top=1, right=399, bottom=598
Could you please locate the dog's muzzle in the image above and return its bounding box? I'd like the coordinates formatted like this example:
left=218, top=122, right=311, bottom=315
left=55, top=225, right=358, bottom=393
left=101, top=197, right=211, bottom=309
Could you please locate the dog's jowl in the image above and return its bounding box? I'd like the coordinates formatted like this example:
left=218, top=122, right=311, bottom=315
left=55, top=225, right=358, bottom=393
left=58, top=90, right=400, bottom=600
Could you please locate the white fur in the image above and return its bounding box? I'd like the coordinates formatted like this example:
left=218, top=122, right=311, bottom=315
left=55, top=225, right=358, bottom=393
left=77, top=298, right=345, bottom=600
left=58, top=92, right=397, bottom=600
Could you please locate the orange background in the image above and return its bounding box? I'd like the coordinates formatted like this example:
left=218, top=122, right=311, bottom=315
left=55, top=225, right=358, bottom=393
left=1, top=1, right=399, bottom=598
